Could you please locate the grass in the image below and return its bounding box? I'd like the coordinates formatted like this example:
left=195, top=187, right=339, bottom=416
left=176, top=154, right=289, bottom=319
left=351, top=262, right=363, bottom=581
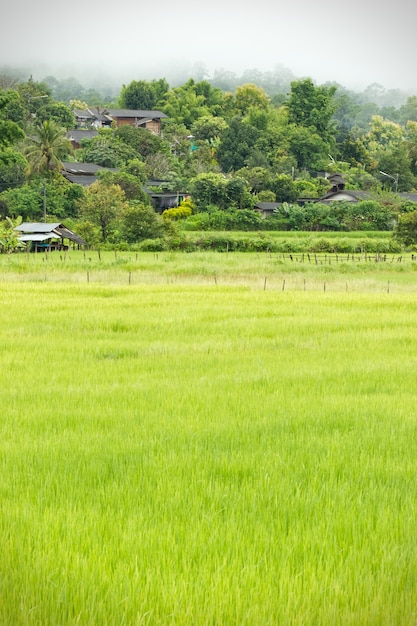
left=1, top=248, right=416, bottom=293
left=1, top=254, right=417, bottom=624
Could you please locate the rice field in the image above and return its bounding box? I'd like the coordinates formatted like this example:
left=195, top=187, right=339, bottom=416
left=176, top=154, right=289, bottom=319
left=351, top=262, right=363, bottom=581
left=1, top=251, right=417, bottom=625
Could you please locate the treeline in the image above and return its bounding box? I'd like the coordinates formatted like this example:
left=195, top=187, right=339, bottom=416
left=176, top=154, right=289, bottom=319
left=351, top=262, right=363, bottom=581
left=1, top=70, right=417, bottom=250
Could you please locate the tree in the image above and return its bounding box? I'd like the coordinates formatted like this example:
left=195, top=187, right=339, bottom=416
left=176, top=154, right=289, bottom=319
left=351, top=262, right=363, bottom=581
left=286, top=78, right=337, bottom=146
left=287, top=125, right=330, bottom=171
left=270, top=174, right=298, bottom=202
left=121, top=201, right=163, bottom=243
left=399, top=96, right=417, bottom=125
left=77, top=181, right=128, bottom=242
left=36, top=101, right=75, bottom=130
left=118, top=79, right=169, bottom=110
left=0, top=91, right=25, bottom=146
left=115, top=125, right=169, bottom=158
left=158, top=81, right=217, bottom=128
left=98, top=169, right=150, bottom=203
left=235, top=166, right=272, bottom=194
left=0, top=183, right=45, bottom=220
left=0, top=148, right=28, bottom=191
left=189, top=172, right=227, bottom=210
left=224, top=176, right=253, bottom=209
left=217, top=117, right=261, bottom=172
left=78, top=130, right=137, bottom=168
left=234, top=83, right=271, bottom=116
left=24, top=120, right=73, bottom=175
left=394, top=211, right=417, bottom=247
left=190, top=115, right=227, bottom=142
left=0, top=215, right=22, bottom=252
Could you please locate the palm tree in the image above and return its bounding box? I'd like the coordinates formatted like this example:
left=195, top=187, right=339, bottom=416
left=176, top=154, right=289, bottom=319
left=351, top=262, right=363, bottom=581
left=24, top=119, right=73, bottom=175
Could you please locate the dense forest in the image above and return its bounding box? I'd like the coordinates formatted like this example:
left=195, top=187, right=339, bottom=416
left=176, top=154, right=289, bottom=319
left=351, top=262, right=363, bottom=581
left=1, top=65, right=417, bottom=249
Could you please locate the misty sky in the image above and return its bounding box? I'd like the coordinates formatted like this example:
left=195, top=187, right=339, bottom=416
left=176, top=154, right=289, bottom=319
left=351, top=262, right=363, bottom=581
left=1, top=0, right=416, bottom=92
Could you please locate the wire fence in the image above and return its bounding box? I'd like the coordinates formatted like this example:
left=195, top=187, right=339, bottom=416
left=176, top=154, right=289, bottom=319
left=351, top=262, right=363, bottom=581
left=1, top=250, right=417, bottom=293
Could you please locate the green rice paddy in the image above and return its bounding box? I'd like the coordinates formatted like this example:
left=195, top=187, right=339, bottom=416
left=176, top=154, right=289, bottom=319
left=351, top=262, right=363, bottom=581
left=1, top=250, right=417, bottom=624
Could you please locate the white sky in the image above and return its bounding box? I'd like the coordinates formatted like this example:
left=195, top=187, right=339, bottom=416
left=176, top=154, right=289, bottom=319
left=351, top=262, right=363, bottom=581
left=1, top=0, right=416, bottom=93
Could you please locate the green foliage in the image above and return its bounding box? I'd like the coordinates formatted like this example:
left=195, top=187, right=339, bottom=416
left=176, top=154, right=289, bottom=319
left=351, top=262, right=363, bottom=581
left=60, top=183, right=85, bottom=218
left=256, top=190, right=276, bottom=202
left=217, top=117, right=261, bottom=172
left=73, top=219, right=101, bottom=247
left=98, top=169, right=149, bottom=203
left=0, top=148, right=28, bottom=191
left=0, top=91, right=25, bottom=146
left=121, top=201, right=163, bottom=243
left=115, top=125, right=169, bottom=158
left=235, top=166, right=272, bottom=193
left=233, top=83, right=271, bottom=115
left=287, top=124, right=331, bottom=170
left=181, top=207, right=263, bottom=231
left=118, top=78, right=169, bottom=110
left=189, top=173, right=253, bottom=212
left=122, top=158, right=148, bottom=183
left=190, top=115, right=227, bottom=142
left=3, top=70, right=417, bottom=241
left=189, top=172, right=227, bottom=210
left=36, top=101, right=75, bottom=130
left=224, top=176, right=253, bottom=209
left=270, top=200, right=395, bottom=232
left=0, top=215, right=22, bottom=252
left=24, top=120, right=73, bottom=174
left=287, top=78, right=337, bottom=144
left=270, top=174, right=298, bottom=202
left=393, top=210, right=417, bottom=247
left=78, top=129, right=138, bottom=168
left=162, top=206, right=193, bottom=221
left=77, top=181, right=128, bottom=242
left=0, top=183, right=45, bottom=220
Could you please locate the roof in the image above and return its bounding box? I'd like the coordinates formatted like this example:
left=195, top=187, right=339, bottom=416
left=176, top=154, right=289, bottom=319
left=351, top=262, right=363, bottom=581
left=62, top=161, right=118, bottom=186
left=66, top=129, right=98, bottom=142
left=63, top=161, right=104, bottom=174
left=106, top=108, right=168, bottom=119
left=319, top=189, right=370, bottom=202
left=15, top=222, right=62, bottom=233
left=254, top=202, right=281, bottom=212
left=19, top=233, right=56, bottom=242
left=73, top=109, right=95, bottom=118
left=63, top=174, right=99, bottom=186
left=399, top=192, right=417, bottom=202
left=15, top=222, right=87, bottom=246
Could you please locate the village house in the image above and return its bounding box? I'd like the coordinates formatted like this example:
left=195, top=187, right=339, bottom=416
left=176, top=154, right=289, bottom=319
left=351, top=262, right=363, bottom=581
left=72, top=108, right=167, bottom=134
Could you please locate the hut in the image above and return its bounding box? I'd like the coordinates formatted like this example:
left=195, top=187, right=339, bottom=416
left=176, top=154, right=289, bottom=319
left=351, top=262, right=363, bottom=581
left=14, top=222, right=87, bottom=251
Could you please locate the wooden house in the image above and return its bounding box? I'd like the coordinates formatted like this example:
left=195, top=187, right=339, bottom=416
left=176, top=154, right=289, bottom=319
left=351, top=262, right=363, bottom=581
left=72, top=108, right=167, bottom=135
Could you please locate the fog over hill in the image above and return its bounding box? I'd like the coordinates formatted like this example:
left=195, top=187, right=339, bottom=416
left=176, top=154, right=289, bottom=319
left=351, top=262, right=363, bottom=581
left=1, top=60, right=415, bottom=110
left=1, top=0, right=416, bottom=98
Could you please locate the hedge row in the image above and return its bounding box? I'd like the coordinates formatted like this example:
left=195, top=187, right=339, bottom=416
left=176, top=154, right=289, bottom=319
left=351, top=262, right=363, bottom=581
left=138, top=234, right=403, bottom=254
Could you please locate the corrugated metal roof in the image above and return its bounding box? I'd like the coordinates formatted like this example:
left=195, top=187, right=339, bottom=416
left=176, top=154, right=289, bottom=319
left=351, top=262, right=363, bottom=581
left=15, top=223, right=61, bottom=233
left=19, top=233, right=55, bottom=241
left=63, top=173, right=98, bottom=186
